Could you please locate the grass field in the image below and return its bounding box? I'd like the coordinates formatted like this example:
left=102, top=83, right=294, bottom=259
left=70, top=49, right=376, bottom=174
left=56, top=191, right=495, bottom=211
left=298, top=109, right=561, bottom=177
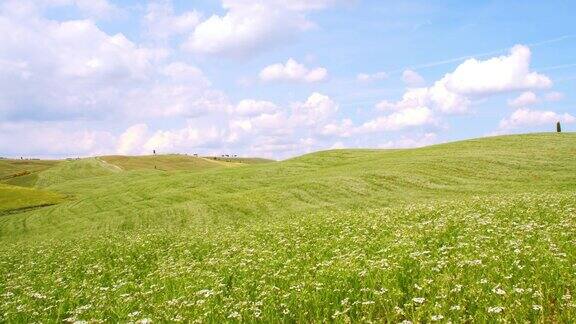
left=0, top=159, right=60, bottom=187
left=99, top=154, right=272, bottom=171
left=0, top=133, right=575, bottom=322
left=0, top=184, right=64, bottom=214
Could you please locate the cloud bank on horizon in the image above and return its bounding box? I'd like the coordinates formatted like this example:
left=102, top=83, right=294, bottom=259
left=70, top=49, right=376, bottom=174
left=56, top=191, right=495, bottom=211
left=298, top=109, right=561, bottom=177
left=0, top=0, right=574, bottom=158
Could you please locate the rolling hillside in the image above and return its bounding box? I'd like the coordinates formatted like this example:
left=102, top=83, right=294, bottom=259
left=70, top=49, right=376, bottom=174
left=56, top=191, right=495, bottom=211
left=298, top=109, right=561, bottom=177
left=99, top=154, right=272, bottom=171
left=0, top=159, right=59, bottom=187
left=3, top=133, right=573, bottom=240
left=0, top=133, right=575, bottom=322
left=0, top=154, right=272, bottom=213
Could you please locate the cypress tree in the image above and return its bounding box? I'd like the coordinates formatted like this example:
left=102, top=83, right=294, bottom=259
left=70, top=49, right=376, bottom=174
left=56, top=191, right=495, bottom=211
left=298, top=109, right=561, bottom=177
left=557, top=121, right=562, bottom=133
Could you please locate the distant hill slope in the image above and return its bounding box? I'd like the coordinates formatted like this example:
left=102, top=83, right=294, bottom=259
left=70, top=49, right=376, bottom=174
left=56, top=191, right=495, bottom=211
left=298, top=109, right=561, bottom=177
left=0, top=154, right=273, bottom=214
left=1, top=133, right=574, bottom=240
left=34, top=158, right=120, bottom=188
left=0, top=159, right=59, bottom=187
left=99, top=154, right=270, bottom=171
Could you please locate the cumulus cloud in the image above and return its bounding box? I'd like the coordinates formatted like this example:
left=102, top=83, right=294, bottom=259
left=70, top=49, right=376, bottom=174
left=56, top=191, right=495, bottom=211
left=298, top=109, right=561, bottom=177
left=442, top=45, right=551, bottom=96
left=122, top=92, right=342, bottom=159
left=507, top=91, right=538, bottom=108
left=0, top=5, right=170, bottom=119
left=376, top=88, right=430, bottom=112
left=139, top=106, right=324, bottom=158
left=234, top=100, right=279, bottom=116
left=144, top=124, right=225, bottom=153
left=1, top=4, right=566, bottom=160
left=402, top=69, right=425, bottom=87
left=0, top=2, right=233, bottom=121
left=122, top=86, right=229, bottom=118
left=116, top=124, right=149, bottom=155
left=259, top=59, right=328, bottom=83
left=374, top=45, right=552, bottom=115
left=359, top=106, right=435, bottom=133
left=0, top=121, right=115, bottom=158
left=160, top=62, right=209, bottom=85
left=498, top=108, right=575, bottom=130
left=292, top=92, right=338, bottom=124
left=182, top=0, right=341, bottom=57
left=321, top=119, right=354, bottom=137
left=144, top=0, right=202, bottom=40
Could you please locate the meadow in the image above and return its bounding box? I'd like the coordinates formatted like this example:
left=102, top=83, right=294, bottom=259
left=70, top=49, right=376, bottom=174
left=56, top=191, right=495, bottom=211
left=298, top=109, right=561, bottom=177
left=0, top=133, right=575, bottom=322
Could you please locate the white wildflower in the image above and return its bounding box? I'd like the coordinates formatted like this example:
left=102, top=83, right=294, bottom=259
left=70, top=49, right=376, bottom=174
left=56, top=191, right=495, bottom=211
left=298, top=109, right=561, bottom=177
left=137, top=319, right=152, bottom=324
left=451, top=284, right=462, bottom=293
left=431, top=314, right=444, bottom=321
left=30, top=293, right=46, bottom=299
left=532, top=304, right=542, bottom=311
left=412, top=297, right=425, bottom=304
left=488, top=306, right=504, bottom=314
left=492, top=286, right=506, bottom=295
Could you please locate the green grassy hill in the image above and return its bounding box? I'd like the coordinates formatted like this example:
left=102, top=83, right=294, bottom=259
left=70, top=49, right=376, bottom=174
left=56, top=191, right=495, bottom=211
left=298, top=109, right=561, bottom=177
left=0, top=133, right=575, bottom=322
left=0, top=183, right=64, bottom=214
left=0, top=154, right=269, bottom=212
left=0, top=159, right=59, bottom=187
left=99, top=154, right=267, bottom=171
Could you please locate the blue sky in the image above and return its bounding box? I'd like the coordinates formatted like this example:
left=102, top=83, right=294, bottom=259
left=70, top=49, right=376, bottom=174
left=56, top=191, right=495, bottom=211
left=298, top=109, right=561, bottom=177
left=0, top=0, right=574, bottom=159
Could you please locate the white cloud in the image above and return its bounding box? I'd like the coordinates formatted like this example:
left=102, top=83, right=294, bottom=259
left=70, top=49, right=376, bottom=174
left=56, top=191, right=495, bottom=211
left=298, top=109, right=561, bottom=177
left=0, top=121, right=115, bottom=158
left=402, top=69, right=425, bottom=87
left=234, top=99, right=279, bottom=116
left=160, top=62, right=209, bottom=85
left=116, top=124, right=149, bottom=155
left=292, top=92, right=338, bottom=124
left=507, top=91, right=538, bottom=108
left=123, top=86, right=229, bottom=118
left=144, top=0, right=201, bottom=40
left=144, top=124, right=224, bottom=153
left=1, top=5, right=565, bottom=161
left=359, top=106, right=435, bottom=133
left=427, top=81, right=471, bottom=113
left=182, top=0, right=341, bottom=57
left=259, top=59, right=328, bottom=83
left=357, top=71, right=388, bottom=82
left=0, top=7, right=171, bottom=119
left=442, top=45, right=551, bottom=96
left=498, top=108, right=575, bottom=130
left=375, top=45, right=552, bottom=115
left=321, top=119, right=354, bottom=137
left=0, top=3, right=233, bottom=121
left=376, top=88, right=430, bottom=112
